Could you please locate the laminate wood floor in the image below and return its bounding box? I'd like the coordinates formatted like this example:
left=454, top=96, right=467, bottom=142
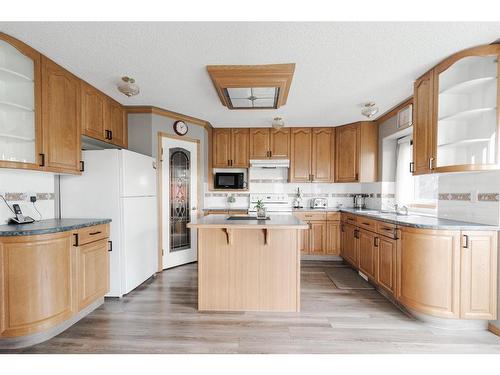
left=3, top=261, right=500, bottom=354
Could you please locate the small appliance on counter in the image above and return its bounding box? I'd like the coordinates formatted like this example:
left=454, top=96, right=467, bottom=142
left=293, top=187, right=303, bottom=208
left=353, top=194, right=368, bottom=209
left=310, top=198, right=327, bottom=209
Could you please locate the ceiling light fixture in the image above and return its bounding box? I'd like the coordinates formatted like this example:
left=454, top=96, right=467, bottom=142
left=361, top=102, right=379, bottom=118
left=118, top=76, right=140, bottom=97
left=272, top=117, right=285, bottom=129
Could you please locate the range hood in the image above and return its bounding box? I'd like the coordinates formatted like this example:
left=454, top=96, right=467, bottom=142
left=250, top=159, right=290, bottom=168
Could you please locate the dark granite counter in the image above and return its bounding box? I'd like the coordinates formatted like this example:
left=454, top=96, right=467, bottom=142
left=0, top=218, right=112, bottom=237
left=339, top=208, right=499, bottom=231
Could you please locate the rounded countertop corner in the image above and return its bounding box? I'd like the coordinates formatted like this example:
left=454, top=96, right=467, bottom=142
left=0, top=218, right=112, bottom=237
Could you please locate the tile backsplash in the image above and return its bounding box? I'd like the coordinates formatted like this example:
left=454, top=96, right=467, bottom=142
left=0, top=169, right=56, bottom=224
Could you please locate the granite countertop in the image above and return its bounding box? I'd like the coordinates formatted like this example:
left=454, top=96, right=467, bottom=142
left=339, top=208, right=500, bottom=231
left=202, top=207, right=248, bottom=211
left=188, top=214, right=308, bottom=229
left=0, top=218, right=112, bottom=237
left=292, top=207, right=341, bottom=212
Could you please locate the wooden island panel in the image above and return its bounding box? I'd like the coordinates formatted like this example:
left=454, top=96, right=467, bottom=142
left=197, top=227, right=300, bottom=312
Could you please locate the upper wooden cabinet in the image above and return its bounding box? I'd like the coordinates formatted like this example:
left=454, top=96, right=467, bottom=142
left=41, top=57, right=82, bottom=174
left=212, top=128, right=249, bottom=167
left=290, top=127, right=334, bottom=182
left=81, top=82, right=105, bottom=141
left=82, top=82, right=127, bottom=149
left=335, top=121, right=378, bottom=183
left=413, top=44, right=500, bottom=174
left=249, top=128, right=290, bottom=159
left=0, top=33, right=42, bottom=171
left=413, top=71, right=435, bottom=175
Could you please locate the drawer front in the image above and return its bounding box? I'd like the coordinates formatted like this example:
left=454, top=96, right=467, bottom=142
left=326, top=212, right=340, bottom=221
left=341, top=213, right=357, bottom=225
left=357, top=217, right=377, bottom=232
left=74, top=224, right=110, bottom=246
left=294, top=211, right=327, bottom=221
left=377, top=221, right=397, bottom=239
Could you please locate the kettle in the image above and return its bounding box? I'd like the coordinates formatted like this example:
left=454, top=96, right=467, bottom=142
left=353, top=194, right=367, bottom=209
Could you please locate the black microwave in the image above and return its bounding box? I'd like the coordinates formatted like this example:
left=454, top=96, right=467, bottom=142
left=214, top=172, right=245, bottom=189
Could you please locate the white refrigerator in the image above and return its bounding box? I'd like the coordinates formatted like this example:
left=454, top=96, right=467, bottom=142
left=60, top=149, right=157, bottom=297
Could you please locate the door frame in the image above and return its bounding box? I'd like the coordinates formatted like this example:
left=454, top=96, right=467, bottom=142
left=157, top=132, right=201, bottom=272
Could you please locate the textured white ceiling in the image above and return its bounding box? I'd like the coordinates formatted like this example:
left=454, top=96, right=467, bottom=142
left=1, top=22, right=499, bottom=127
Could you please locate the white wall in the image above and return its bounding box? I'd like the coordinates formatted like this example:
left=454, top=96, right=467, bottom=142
left=0, top=169, right=56, bottom=224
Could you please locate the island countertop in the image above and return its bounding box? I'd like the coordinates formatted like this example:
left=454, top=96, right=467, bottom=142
left=188, top=214, right=308, bottom=229
left=0, top=218, right=112, bottom=237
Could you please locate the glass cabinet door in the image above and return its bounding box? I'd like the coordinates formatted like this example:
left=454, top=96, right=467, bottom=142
left=435, top=53, right=498, bottom=169
left=0, top=39, right=37, bottom=164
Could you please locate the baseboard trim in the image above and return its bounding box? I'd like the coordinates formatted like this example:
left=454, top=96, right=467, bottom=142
left=0, top=298, right=104, bottom=349
left=488, top=323, right=500, bottom=336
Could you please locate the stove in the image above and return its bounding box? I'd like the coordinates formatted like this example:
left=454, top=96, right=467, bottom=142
left=248, top=193, right=292, bottom=213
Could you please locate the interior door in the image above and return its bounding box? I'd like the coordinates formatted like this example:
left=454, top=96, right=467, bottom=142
left=162, top=136, right=198, bottom=269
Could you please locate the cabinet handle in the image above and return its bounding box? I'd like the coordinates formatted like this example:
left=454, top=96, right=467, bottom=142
left=108, top=240, right=113, bottom=252
left=228, top=160, right=230, bottom=166
left=374, top=237, right=379, bottom=247
left=109, top=130, right=113, bottom=140
left=79, top=160, right=85, bottom=172
left=230, top=159, right=233, bottom=166
left=89, top=231, right=102, bottom=235
left=105, top=130, right=110, bottom=140
left=463, top=234, right=469, bottom=249
left=409, top=162, right=414, bottom=173
left=362, top=222, right=370, bottom=226
left=309, top=223, right=312, bottom=229
left=269, top=150, right=272, bottom=157
left=39, top=153, right=45, bottom=167
left=429, top=157, right=434, bottom=170
left=73, top=233, right=79, bottom=247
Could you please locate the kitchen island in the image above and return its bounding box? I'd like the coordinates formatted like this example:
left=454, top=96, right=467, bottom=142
left=188, top=215, right=308, bottom=312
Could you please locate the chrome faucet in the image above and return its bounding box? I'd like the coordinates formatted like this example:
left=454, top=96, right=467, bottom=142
left=393, top=204, right=408, bottom=215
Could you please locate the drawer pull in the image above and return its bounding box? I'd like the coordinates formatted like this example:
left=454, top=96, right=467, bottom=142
left=89, top=231, right=102, bottom=235
left=362, top=222, right=371, bottom=226
left=73, top=233, right=79, bottom=247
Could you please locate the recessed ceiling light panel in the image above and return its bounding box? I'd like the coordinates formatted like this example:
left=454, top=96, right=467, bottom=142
left=224, top=87, right=279, bottom=109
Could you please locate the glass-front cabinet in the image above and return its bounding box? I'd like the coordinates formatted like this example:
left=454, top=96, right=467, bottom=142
left=413, top=44, right=500, bottom=174
left=0, top=33, right=41, bottom=169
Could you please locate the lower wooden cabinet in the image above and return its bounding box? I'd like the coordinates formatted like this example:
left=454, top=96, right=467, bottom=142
left=358, top=228, right=376, bottom=279
left=376, top=236, right=397, bottom=294
left=340, top=213, right=498, bottom=321
left=0, top=224, right=110, bottom=339
left=460, top=231, right=498, bottom=319
left=76, top=239, right=109, bottom=310
left=295, top=212, right=340, bottom=256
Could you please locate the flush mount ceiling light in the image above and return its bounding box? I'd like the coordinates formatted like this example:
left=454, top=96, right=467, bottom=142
left=272, top=117, right=285, bottom=128
left=361, top=102, right=379, bottom=118
left=206, top=64, right=295, bottom=110
left=118, top=76, right=140, bottom=97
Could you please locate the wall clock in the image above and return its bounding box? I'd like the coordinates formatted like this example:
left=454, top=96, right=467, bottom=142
left=173, top=120, right=188, bottom=136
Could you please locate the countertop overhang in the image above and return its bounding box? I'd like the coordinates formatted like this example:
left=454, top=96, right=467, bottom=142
left=188, top=214, right=308, bottom=229
left=0, top=218, right=112, bottom=237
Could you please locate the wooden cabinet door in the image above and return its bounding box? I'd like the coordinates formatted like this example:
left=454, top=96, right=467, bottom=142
left=326, top=221, right=340, bottom=255
left=0, top=232, right=74, bottom=337
left=105, top=99, right=127, bottom=148
left=311, top=127, right=335, bottom=182
left=270, top=128, right=290, bottom=159
left=290, top=128, right=312, bottom=182
left=358, top=229, right=376, bottom=278
left=309, top=221, right=327, bottom=255
left=212, top=128, right=231, bottom=167
left=77, top=239, right=109, bottom=310
left=335, top=123, right=359, bottom=182
left=413, top=71, right=435, bottom=175
left=460, top=231, right=497, bottom=320
left=41, top=57, right=81, bottom=174
left=81, top=82, right=105, bottom=141
left=342, top=223, right=358, bottom=266
left=300, top=222, right=310, bottom=255
left=398, top=227, right=460, bottom=318
left=249, top=128, right=270, bottom=159
left=376, top=236, right=396, bottom=294
left=231, top=128, right=249, bottom=167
